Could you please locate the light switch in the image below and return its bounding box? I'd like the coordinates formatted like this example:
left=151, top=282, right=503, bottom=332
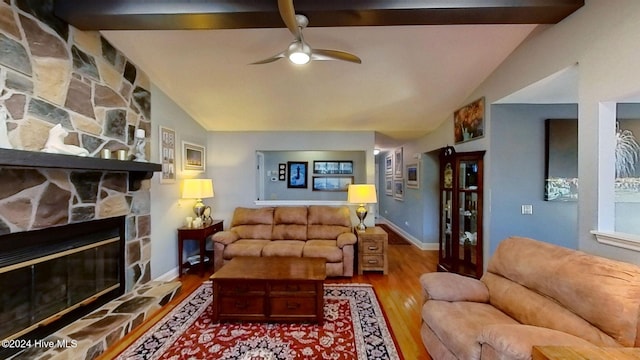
left=521, top=205, right=533, bottom=215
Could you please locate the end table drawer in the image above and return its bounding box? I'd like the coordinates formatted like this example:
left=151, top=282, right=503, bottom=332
left=362, top=255, right=384, bottom=267
left=270, top=297, right=317, bottom=316
left=219, top=296, right=264, bottom=315
left=362, top=239, right=384, bottom=254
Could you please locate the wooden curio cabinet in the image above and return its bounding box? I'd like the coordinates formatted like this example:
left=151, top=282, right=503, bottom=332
left=438, top=146, right=485, bottom=279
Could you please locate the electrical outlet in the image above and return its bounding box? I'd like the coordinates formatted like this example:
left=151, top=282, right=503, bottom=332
left=521, top=205, right=533, bottom=215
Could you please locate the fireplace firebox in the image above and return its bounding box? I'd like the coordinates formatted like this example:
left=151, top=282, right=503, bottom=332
left=0, top=216, right=125, bottom=356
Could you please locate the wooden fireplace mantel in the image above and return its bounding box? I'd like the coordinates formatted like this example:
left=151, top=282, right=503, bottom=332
left=0, top=148, right=161, bottom=191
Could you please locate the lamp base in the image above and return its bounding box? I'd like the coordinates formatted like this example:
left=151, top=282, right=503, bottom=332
left=355, top=204, right=368, bottom=231
left=193, top=199, right=206, bottom=219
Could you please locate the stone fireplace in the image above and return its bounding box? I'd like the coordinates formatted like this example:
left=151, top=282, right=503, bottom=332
left=0, top=3, right=182, bottom=359
left=0, top=217, right=125, bottom=358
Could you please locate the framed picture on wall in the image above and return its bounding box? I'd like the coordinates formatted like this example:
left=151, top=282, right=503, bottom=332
left=406, top=163, right=419, bottom=189
left=159, top=126, right=176, bottom=184
left=393, top=179, right=404, bottom=200
left=394, top=147, right=403, bottom=179
left=385, top=175, right=393, bottom=196
left=454, top=97, right=485, bottom=144
left=385, top=154, right=393, bottom=175
left=312, top=176, right=353, bottom=191
left=182, top=141, right=205, bottom=172
left=287, top=161, right=308, bottom=188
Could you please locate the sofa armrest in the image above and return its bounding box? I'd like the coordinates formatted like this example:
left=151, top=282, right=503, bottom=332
left=479, top=324, right=597, bottom=360
left=336, top=232, right=357, bottom=248
left=211, top=230, right=239, bottom=245
left=419, top=272, right=489, bottom=302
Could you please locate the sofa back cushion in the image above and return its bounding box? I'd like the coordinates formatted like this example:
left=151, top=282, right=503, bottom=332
left=230, top=207, right=274, bottom=240
left=272, top=206, right=308, bottom=240
left=307, top=205, right=352, bottom=240
left=484, top=236, right=640, bottom=347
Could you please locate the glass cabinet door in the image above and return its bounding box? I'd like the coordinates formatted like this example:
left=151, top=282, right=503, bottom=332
left=438, top=147, right=484, bottom=278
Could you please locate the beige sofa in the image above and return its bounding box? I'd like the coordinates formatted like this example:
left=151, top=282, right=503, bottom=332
left=211, top=205, right=356, bottom=277
left=420, top=236, right=640, bottom=360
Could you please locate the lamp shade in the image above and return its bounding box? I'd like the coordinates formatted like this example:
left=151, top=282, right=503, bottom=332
left=347, top=184, right=377, bottom=204
left=182, top=179, right=214, bottom=199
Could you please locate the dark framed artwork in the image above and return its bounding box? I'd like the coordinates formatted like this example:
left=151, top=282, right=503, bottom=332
left=312, top=176, right=353, bottom=191
left=313, top=161, right=353, bottom=174
left=544, top=118, right=578, bottom=201
left=454, top=97, right=485, bottom=144
left=287, top=161, right=308, bottom=188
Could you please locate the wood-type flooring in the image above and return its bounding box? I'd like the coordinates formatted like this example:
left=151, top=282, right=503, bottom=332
left=99, top=235, right=438, bottom=360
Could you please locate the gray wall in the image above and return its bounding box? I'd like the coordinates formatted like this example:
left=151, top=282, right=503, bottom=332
left=150, top=84, right=210, bottom=279
left=489, top=104, right=578, bottom=254
left=262, top=151, right=366, bottom=201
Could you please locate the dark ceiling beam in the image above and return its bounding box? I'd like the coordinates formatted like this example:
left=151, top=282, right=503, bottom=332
left=54, top=0, right=584, bottom=31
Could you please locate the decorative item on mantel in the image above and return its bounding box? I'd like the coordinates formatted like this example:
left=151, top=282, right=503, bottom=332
left=347, top=184, right=378, bottom=231
left=41, top=124, right=89, bottom=156
left=133, top=129, right=147, bottom=162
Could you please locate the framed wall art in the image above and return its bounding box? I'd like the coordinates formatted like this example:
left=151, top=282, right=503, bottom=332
left=385, top=175, right=393, bottom=196
left=313, top=161, right=353, bottom=174
left=394, top=147, right=403, bottom=179
left=385, top=153, right=393, bottom=175
left=406, top=163, right=419, bottom=189
left=454, top=97, right=485, bottom=144
left=393, top=179, right=404, bottom=200
left=159, top=126, right=176, bottom=184
left=182, top=141, right=205, bottom=172
left=312, top=176, right=353, bottom=191
left=544, top=118, right=578, bottom=201
left=287, top=161, right=308, bottom=188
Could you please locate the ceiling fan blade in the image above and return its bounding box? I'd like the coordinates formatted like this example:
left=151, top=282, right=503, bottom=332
left=312, top=49, right=362, bottom=64
left=277, top=0, right=301, bottom=39
left=250, top=52, right=285, bottom=65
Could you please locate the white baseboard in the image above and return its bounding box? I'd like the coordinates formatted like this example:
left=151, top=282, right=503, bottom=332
left=154, top=267, right=179, bottom=282
left=376, top=217, right=439, bottom=251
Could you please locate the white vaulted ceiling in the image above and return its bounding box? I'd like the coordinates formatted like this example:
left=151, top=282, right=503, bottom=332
left=103, top=24, right=537, bottom=143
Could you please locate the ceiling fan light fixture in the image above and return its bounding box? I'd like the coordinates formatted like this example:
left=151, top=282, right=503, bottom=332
left=287, top=41, right=311, bottom=65
left=288, top=51, right=310, bottom=65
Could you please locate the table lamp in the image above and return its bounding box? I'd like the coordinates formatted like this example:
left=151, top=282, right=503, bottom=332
left=347, top=184, right=377, bottom=231
left=182, top=179, right=214, bottom=219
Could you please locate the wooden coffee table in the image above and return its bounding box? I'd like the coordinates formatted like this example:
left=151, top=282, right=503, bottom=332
left=210, top=256, right=326, bottom=324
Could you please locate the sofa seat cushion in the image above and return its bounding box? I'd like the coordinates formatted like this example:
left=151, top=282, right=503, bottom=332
left=479, top=324, right=598, bottom=360
left=422, top=300, right=519, bottom=360
left=303, top=240, right=343, bottom=263
left=223, top=239, right=271, bottom=259
left=262, top=240, right=305, bottom=257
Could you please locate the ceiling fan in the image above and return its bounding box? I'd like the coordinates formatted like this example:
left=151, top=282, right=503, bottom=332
left=251, top=0, right=361, bottom=65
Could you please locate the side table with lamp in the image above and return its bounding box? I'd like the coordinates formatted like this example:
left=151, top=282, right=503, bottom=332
left=179, top=178, right=221, bottom=277
left=348, top=184, right=388, bottom=274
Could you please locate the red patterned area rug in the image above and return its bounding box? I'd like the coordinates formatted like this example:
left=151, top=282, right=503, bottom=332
left=116, top=282, right=402, bottom=360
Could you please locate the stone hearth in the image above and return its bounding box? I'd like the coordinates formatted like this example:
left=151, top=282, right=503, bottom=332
left=9, top=281, right=181, bottom=360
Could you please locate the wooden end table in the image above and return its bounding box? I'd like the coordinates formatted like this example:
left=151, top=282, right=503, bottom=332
left=177, top=220, right=223, bottom=277
left=356, top=226, right=388, bottom=274
left=210, top=256, right=326, bottom=324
